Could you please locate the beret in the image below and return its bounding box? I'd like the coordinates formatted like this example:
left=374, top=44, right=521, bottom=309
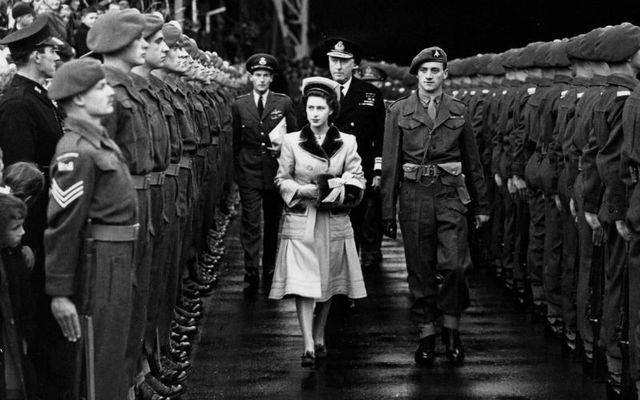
left=596, top=23, right=640, bottom=63
left=48, top=58, right=105, bottom=100
left=514, top=41, right=541, bottom=69
left=573, top=27, right=608, bottom=61
left=500, top=48, right=522, bottom=69
left=533, top=42, right=553, bottom=68
left=546, top=39, right=570, bottom=67
left=565, top=34, right=585, bottom=61
left=485, top=54, right=506, bottom=75
left=447, top=59, right=463, bottom=77
left=409, top=46, right=447, bottom=74
left=360, top=63, right=387, bottom=81
left=325, top=37, right=361, bottom=61
left=142, top=13, right=164, bottom=39
left=87, top=8, right=145, bottom=53
left=0, top=15, right=63, bottom=56
left=302, top=76, right=340, bottom=99
left=11, top=2, right=33, bottom=19
left=188, top=38, right=198, bottom=58
left=246, top=53, right=277, bottom=73
left=161, top=22, right=181, bottom=47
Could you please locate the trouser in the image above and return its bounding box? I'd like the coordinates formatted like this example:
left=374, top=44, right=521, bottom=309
left=513, top=197, right=530, bottom=293
left=501, top=185, right=516, bottom=284
left=543, top=195, right=563, bottom=319
left=361, top=186, right=383, bottom=264
left=238, top=185, right=282, bottom=274
left=602, top=220, right=625, bottom=379
left=398, top=180, right=471, bottom=324
left=527, top=189, right=545, bottom=305
left=349, top=186, right=368, bottom=253
left=575, top=177, right=598, bottom=358
left=559, top=200, right=579, bottom=333
left=89, top=240, right=136, bottom=400
left=126, top=187, right=152, bottom=384
left=489, top=179, right=505, bottom=268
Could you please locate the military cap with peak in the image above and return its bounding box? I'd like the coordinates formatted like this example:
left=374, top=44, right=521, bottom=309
left=325, top=37, right=361, bottom=60
left=48, top=58, right=105, bottom=100
left=86, top=8, right=145, bottom=54
left=142, top=12, right=164, bottom=39
left=409, top=46, right=447, bottom=74
left=360, top=64, right=387, bottom=81
left=302, top=76, right=340, bottom=99
left=0, top=15, right=63, bottom=56
left=11, top=2, right=33, bottom=19
left=246, top=53, right=278, bottom=73
left=162, top=22, right=181, bottom=47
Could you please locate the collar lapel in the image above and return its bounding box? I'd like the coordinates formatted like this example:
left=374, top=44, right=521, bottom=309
left=410, top=94, right=433, bottom=128
left=432, top=95, right=452, bottom=130
left=338, top=79, right=360, bottom=115
left=261, top=92, right=277, bottom=119
left=298, top=125, right=327, bottom=160
left=322, top=126, right=343, bottom=158
left=245, top=94, right=260, bottom=120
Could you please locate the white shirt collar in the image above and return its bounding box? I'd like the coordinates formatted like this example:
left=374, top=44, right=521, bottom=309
left=253, top=90, right=269, bottom=106
left=338, top=77, right=352, bottom=96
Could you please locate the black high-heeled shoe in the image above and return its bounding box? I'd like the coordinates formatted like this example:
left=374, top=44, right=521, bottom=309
left=301, top=350, right=315, bottom=367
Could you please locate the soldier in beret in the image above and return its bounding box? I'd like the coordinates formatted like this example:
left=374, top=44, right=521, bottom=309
left=325, top=37, right=385, bottom=274
left=381, top=46, right=489, bottom=366
left=231, top=52, right=298, bottom=288
left=0, top=14, right=70, bottom=398
left=45, top=57, right=138, bottom=400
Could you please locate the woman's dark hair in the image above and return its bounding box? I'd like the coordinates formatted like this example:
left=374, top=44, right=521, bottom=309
left=302, top=87, right=340, bottom=123
left=3, top=162, right=45, bottom=207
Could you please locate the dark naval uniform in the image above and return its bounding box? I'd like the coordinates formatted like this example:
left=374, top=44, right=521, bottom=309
left=232, top=73, right=297, bottom=280
left=333, top=77, right=385, bottom=251
left=45, top=117, right=139, bottom=400
left=381, top=91, right=489, bottom=325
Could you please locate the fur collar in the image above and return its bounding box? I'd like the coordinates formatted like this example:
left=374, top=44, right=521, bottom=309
left=298, top=124, right=343, bottom=160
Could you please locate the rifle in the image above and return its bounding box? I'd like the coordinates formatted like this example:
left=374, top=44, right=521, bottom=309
left=587, top=239, right=607, bottom=382
left=74, top=220, right=96, bottom=400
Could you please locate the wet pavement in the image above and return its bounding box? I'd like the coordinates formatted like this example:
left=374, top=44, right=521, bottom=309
left=186, top=217, right=606, bottom=399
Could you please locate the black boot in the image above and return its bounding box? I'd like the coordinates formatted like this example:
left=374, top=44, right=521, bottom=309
left=442, top=327, right=465, bottom=365
left=414, top=335, right=436, bottom=366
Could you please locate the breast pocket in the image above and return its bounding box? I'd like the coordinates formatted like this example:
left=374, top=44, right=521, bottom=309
left=398, top=118, right=426, bottom=152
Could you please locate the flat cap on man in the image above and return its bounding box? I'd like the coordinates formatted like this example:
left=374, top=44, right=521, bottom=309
left=596, top=23, right=640, bottom=63
left=142, top=12, right=164, bottom=39
left=360, top=64, right=387, bottom=82
left=87, top=8, right=145, bottom=54
left=325, top=37, right=361, bottom=61
left=48, top=58, right=105, bottom=100
left=409, top=46, right=447, bottom=75
left=0, top=15, right=63, bottom=56
left=246, top=53, right=278, bottom=73
left=161, top=22, right=181, bottom=47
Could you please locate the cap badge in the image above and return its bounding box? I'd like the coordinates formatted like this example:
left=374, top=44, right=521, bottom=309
left=365, top=67, right=372, bottom=74
left=258, top=57, right=267, bottom=65
left=433, top=50, right=441, bottom=58
left=335, top=41, right=345, bottom=51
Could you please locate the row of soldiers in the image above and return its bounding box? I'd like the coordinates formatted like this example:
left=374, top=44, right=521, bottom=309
left=0, top=7, right=245, bottom=400
left=444, top=23, right=640, bottom=399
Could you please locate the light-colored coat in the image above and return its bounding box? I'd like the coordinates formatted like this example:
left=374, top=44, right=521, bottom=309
left=269, top=125, right=367, bottom=301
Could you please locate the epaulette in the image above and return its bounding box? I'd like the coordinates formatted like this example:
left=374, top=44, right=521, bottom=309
left=235, top=93, right=250, bottom=100
left=272, top=91, right=287, bottom=97
left=388, top=94, right=410, bottom=109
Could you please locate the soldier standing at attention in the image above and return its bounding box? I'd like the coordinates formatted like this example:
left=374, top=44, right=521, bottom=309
left=232, top=53, right=297, bottom=289
left=45, top=58, right=139, bottom=400
left=381, top=47, right=489, bottom=366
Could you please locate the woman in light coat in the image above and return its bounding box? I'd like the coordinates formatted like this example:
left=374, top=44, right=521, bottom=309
left=269, top=77, right=367, bottom=367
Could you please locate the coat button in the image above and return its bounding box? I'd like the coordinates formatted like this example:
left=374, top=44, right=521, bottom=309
left=261, top=132, right=264, bottom=135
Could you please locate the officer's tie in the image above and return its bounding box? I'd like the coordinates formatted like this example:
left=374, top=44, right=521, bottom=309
left=257, top=94, right=264, bottom=116
left=339, top=85, right=345, bottom=103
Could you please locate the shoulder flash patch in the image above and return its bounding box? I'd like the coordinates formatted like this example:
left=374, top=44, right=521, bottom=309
left=527, top=87, right=536, bottom=95
left=617, top=90, right=631, bottom=97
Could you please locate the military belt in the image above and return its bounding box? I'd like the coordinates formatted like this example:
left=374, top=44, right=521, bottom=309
left=90, top=223, right=139, bottom=242
left=165, top=163, right=180, bottom=177
left=403, top=163, right=440, bottom=182
left=179, top=156, right=193, bottom=170
left=130, top=174, right=150, bottom=190
left=148, top=171, right=165, bottom=186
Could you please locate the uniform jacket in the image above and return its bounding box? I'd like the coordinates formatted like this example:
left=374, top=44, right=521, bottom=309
left=44, top=117, right=138, bottom=297
left=581, top=73, right=637, bottom=220
left=101, top=65, right=154, bottom=175
left=0, top=74, right=63, bottom=257
left=332, top=77, right=385, bottom=183
left=622, top=83, right=640, bottom=230
left=232, top=91, right=298, bottom=190
left=491, top=80, right=521, bottom=178
left=380, top=92, right=489, bottom=220
left=165, top=74, right=197, bottom=155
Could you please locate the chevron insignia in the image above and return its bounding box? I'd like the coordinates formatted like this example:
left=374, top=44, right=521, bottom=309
left=51, top=179, right=84, bottom=208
